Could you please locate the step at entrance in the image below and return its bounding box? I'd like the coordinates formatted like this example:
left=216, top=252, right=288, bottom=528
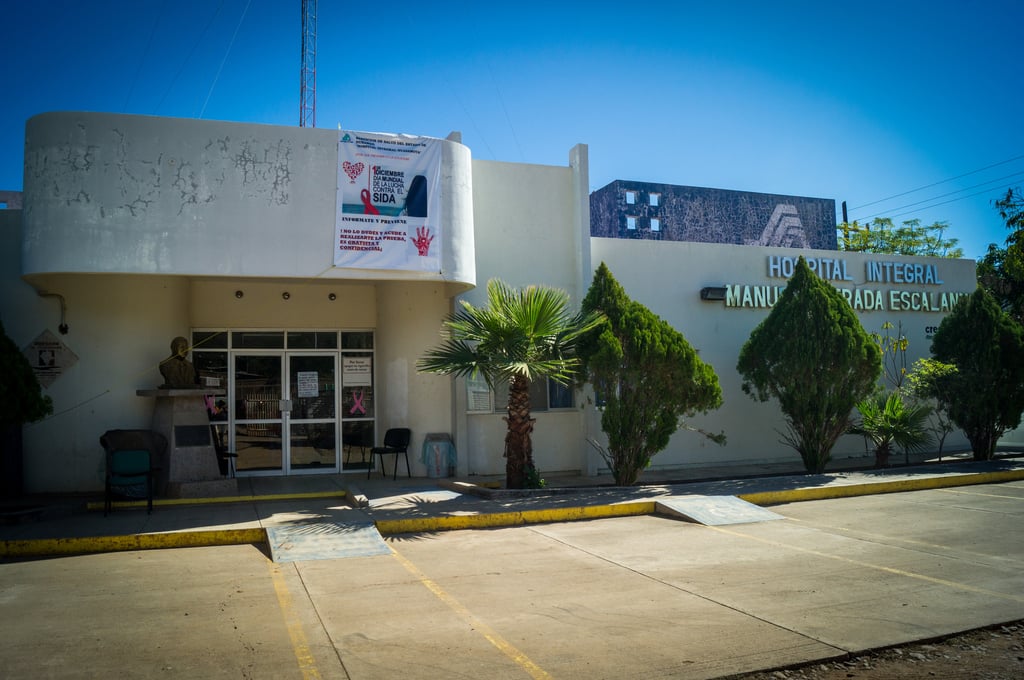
left=656, top=495, right=785, bottom=526
left=266, top=519, right=391, bottom=562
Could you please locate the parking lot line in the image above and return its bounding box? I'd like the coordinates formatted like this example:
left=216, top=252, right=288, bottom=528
left=390, top=546, right=553, bottom=680
left=935, top=486, right=1024, bottom=500
left=708, top=524, right=1024, bottom=605
left=269, top=561, right=324, bottom=680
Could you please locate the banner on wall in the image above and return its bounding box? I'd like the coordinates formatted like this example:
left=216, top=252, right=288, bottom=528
left=334, top=131, right=442, bottom=272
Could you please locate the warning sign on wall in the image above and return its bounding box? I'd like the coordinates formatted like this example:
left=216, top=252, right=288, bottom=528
left=22, top=329, right=78, bottom=389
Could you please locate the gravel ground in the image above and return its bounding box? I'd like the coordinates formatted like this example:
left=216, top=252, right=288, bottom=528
left=730, top=622, right=1024, bottom=679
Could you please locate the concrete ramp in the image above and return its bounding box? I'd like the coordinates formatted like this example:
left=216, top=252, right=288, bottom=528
left=266, top=520, right=391, bottom=563
left=656, top=495, right=785, bottom=526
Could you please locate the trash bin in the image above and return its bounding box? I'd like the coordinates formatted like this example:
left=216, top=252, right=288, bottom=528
left=422, top=433, right=456, bottom=478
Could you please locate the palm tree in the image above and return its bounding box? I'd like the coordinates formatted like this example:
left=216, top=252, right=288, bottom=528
left=418, top=279, right=604, bottom=489
left=850, top=391, right=933, bottom=468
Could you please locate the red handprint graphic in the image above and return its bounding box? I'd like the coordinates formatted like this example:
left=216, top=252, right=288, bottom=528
left=411, top=226, right=434, bottom=256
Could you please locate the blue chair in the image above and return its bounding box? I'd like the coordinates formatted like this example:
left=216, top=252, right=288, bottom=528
left=100, top=430, right=164, bottom=515
left=368, top=428, right=412, bottom=480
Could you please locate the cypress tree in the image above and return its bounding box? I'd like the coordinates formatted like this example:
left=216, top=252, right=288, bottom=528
left=737, top=256, right=881, bottom=473
left=930, top=287, right=1024, bottom=460
left=0, top=320, right=52, bottom=426
left=579, top=263, right=723, bottom=485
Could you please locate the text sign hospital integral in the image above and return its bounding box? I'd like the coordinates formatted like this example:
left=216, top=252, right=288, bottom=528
left=715, top=256, right=969, bottom=312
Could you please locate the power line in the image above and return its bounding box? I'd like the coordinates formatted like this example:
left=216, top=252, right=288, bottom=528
left=883, top=186, right=1004, bottom=221
left=123, top=1, right=166, bottom=113
left=855, top=169, right=1024, bottom=222
left=155, top=0, right=226, bottom=115
left=199, top=0, right=252, bottom=119
left=849, top=153, right=1024, bottom=211
left=487, top=62, right=526, bottom=162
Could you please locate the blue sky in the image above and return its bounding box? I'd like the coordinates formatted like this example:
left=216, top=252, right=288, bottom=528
left=3, top=0, right=1022, bottom=259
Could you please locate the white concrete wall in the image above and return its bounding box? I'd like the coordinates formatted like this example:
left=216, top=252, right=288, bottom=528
left=376, top=281, right=454, bottom=475
left=1001, top=423, right=1024, bottom=447
left=6, top=112, right=481, bottom=492
left=455, top=148, right=591, bottom=476
left=590, top=238, right=978, bottom=471
left=189, top=279, right=377, bottom=329
left=10, top=272, right=189, bottom=492
left=6, top=271, right=456, bottom=491
left=22, top=112, right=475, bottom=287
left=8, top=109, right=1008, bottom=491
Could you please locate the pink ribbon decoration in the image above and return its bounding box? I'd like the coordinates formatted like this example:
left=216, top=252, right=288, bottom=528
left=349, top=390, right=367, bottom=415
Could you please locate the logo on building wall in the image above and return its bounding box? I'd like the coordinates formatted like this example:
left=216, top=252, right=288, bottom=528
left=745, top=204, right=809, bottom=248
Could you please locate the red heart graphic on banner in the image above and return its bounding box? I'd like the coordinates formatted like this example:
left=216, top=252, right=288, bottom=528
left=342, top=161, right=365, bottom=182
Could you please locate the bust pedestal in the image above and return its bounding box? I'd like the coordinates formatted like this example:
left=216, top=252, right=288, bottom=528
left=136, top=388, right=238, bottom=498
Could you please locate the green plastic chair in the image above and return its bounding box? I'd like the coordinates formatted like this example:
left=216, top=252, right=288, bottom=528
left=100, top=428, right=165, bottom=515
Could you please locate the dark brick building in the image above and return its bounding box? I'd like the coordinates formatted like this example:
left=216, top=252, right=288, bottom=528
left=590, top=180, right=837, bottom=250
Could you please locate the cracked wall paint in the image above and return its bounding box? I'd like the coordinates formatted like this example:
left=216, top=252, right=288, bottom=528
left=21, top=111, right=474, bottom=283
left=25, top=128, right=294, bottom=224
left=231, top=138, right=292, bottom=205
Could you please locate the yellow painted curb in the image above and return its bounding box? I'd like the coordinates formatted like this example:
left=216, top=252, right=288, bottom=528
left=738, top=469, right=1024, bottom=506
left=1, top=528, right=267, bottom=558
left=84, top=490, right=347, bottom=512
left=7, top=470, right=1023, bottom=558
left=375, top=501, right=656, bottom=535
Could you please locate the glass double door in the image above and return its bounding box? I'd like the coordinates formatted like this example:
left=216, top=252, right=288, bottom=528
left=232, top=352, right=339, bottom=474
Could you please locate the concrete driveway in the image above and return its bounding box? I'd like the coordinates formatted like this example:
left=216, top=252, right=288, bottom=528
left=3, top=481, right=1023, bottom=679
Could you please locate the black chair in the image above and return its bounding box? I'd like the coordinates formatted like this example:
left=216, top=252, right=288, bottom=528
left=100, top=429, right=165, bottom=515
left=344, top=426, right=375, bottom=467
left=210, top=424, right=238, bottom=478
left=368, top=428, right=412, bottom=480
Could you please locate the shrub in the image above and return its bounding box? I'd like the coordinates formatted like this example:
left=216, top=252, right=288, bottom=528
left=737, top=257, right=881, bottom=473
left=930, top=288, right=1024, bottom=460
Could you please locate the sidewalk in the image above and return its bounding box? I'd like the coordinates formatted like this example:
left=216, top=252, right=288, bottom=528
left=3, top=449, right=1024, bottom=559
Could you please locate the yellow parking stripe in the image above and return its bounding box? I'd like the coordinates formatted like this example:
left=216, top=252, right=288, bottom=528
left=709, top=524, right=1024, bottom=605
left=269, top=562, right=323, bottom=680
left=934, top=487, right=1024, bottom=500
left=391, top=547, right=553, bottom=680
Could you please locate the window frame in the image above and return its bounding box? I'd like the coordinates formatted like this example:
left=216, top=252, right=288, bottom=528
left=489, top=377, right=576, bottom=413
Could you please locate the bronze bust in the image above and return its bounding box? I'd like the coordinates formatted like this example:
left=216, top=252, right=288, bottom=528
left=159, top=336, right=197, bottom=388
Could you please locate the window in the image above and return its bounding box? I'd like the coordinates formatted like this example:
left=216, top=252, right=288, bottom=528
left=625, top=190, right=637, bottom=205
left=231, top=331, right=284, bottom=349
left=342, top=332, right=374, bottom=350
left=650, top=218, right=661, bottom=232
left=547, top=380, right=574, bottom=409
left=626, top=216, right=637, bottom=230
left=649, top=193, right=660, bottom=207
left=193, top=331, right=228, bottom=349
left=288, top=331, right=338, bottom=349
left=466, top=373, right=493, bottom=412
left=492, top=378, right=575, bottom=412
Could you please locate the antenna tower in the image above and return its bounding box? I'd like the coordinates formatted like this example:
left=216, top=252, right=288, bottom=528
left=299, top=0, right=317, bottom=127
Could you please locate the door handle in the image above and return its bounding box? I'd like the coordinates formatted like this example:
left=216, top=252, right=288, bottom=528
left=279, top=399, right=292, bottom=413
